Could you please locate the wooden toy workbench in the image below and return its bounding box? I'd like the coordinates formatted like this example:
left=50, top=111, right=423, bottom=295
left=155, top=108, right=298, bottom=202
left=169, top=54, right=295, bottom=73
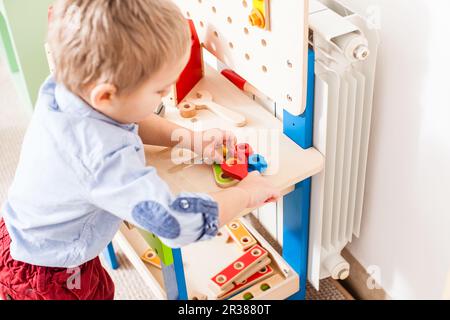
left=113, top=0, right=325, bottom=300
left=116, top=64, right=323, bottom=300
left=147, top=65, right=323, bottom=203
left=115, top=63, right=324, bottom=300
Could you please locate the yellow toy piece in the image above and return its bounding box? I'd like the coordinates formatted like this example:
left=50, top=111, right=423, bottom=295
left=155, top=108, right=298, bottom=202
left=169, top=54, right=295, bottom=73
left=249, top=0, right=270, bottom=30
left=226, top=219, right=258, bottom=251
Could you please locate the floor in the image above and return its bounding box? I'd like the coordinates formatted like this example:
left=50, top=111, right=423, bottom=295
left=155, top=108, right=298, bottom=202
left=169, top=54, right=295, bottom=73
left=0, top=57, right=351, bottom=300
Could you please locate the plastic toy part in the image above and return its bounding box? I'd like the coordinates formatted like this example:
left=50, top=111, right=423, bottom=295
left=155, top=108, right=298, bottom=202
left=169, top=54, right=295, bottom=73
left=248, top=8, right=265, bottom=28
left=248, top=154, right=268, bottom=174
left=249, top=0, right=270, bottom=30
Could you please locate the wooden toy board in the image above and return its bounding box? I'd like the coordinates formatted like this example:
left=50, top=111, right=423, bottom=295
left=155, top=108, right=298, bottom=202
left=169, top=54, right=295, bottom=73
left=116, top=217, right=299, bottom=300
left=155, top=65, right=324, bottom=218
left=174, top=0, right=309, bottom=116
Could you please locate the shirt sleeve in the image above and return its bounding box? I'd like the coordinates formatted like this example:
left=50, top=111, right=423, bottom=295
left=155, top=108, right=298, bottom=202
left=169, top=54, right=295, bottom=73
left=86, top=144, right=219, bottom=248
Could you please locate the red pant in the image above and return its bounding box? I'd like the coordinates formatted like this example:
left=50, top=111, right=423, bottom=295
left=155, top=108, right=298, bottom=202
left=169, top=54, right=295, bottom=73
left=0, top=219, right=115, bottom=300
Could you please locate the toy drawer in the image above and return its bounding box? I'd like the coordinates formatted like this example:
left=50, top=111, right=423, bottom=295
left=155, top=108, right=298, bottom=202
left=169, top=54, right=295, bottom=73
left=115, top=216, right=299, bottom=300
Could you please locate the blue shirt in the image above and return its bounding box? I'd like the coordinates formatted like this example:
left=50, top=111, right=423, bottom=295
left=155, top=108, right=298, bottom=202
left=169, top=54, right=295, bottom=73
left=2, top=77, right=219, bottom=268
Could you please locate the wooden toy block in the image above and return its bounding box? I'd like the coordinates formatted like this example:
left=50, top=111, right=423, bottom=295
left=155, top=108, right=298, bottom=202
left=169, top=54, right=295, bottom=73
left=248, top=154, right=268, bottom=174
left=218, top=265, right=274, bottom=300
left=215, top=257, right=271, bottom=297
left=141, top=248, right=162, bottom=269
left=221, top=158, right=248, bottom=181
left=210, top=245, right=268, bottom=294
left=225, top=220, right=257, bottom=251
left=187, top=90, right=247, bottom=127
left=179, top=102, right=197, bottom=118
left=171, top=19, right=203, bottom=105
left=213, top=164, right=239, bottom=189
left=233, top=257, right=271, bottom=284
left=229, top=274, right=285, bottom=301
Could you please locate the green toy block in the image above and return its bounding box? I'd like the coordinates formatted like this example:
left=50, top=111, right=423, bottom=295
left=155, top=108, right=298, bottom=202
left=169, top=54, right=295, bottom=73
left=137, top=228, right=174, bottom=266
left=213, top=164, right=239, bottom=189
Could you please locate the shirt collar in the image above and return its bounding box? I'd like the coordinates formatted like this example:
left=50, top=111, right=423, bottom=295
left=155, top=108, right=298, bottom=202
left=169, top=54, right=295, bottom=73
left=48, top=77, right=137, bottom=132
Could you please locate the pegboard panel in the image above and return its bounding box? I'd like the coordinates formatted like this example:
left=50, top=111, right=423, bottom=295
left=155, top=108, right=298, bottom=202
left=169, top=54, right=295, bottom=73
left=174, top=0, right=309, bottom=116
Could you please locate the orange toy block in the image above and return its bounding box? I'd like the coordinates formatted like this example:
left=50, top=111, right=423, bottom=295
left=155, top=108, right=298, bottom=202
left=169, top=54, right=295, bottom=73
left=219, top=265, right=274, bottom=300
left=141, top=248, right=162, bottom=269
left=210, top=245, right=268, bottom=294
left=226, top=220, right=257, bottom=251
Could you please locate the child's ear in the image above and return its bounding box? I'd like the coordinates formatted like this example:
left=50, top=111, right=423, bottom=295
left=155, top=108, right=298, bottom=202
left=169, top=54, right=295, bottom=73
left=90, top=84, right=117, bottom=111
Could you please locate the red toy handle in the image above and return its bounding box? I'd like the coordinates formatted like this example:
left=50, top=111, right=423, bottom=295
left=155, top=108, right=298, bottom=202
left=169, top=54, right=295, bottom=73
left=221, top=69, right=247, bottom=91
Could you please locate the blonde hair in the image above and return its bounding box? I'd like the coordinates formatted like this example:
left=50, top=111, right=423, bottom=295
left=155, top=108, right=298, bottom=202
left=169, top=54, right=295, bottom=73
left=48, top=0, right=190, bottom=96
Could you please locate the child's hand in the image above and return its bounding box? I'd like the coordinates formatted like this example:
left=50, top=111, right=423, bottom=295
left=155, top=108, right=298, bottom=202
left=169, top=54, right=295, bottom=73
left=200, top=128, right=237, bottom=164
left=236, top=172, right=281, bottom=209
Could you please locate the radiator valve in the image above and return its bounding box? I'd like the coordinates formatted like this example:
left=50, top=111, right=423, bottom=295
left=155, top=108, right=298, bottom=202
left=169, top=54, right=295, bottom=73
left=323, top=253, right=350, bottom=280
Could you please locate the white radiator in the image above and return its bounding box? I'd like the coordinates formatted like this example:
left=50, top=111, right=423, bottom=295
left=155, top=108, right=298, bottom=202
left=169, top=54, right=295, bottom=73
left=308, top=0, right=379, bottom=289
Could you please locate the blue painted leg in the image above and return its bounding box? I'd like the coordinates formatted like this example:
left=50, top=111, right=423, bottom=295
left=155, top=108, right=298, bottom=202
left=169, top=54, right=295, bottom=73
left=282, top=49, right=315, bottom=300
left=103, top=242, right=120, bottom=270
left=283, top=179, right=312, bottom=300
left=172, top=248, right=188, bottom=300
left=162, top=248, right=188, bottom=300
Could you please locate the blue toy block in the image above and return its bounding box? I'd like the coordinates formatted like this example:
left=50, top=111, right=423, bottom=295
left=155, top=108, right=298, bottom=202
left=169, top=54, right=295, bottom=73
left=248, top=154, right=268, bottom=174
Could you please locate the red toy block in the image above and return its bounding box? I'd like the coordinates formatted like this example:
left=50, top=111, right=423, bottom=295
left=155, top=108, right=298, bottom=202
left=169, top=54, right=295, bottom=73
left=219, top=265, right=274, bottom=300
left=174, top=20, right=204, bottom=104
left=210, top=245, right=268, bottom=293
left=235, top=143, right=254, bottom=162
left=221, top=158, right=248, bottom=181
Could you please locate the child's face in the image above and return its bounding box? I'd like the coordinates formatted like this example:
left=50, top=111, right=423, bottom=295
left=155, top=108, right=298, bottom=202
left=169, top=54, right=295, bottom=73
left=88, top=49, right=191, bottom=124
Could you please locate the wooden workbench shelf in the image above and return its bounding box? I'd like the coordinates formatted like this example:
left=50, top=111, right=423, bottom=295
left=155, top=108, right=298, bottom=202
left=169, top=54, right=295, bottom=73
left=115, top=216, right=300, bottom=300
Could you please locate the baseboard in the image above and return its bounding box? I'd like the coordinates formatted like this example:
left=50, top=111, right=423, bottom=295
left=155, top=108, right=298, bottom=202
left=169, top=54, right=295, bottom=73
left=340, top=248, right=391, bottom=300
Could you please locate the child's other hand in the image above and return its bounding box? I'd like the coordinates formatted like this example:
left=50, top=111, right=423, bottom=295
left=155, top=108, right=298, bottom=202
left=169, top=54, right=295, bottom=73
left=201, top=128, right=237, bottom=164
left=236, top=172, right=281, bottom=209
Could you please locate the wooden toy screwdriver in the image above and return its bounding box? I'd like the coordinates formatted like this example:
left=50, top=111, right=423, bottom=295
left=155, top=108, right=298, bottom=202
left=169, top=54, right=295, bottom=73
left=221, top=69, right=265, bottom=99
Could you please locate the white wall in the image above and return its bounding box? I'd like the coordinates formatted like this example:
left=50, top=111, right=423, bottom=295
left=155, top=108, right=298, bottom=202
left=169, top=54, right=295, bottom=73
left=333, top=0, right=450, bottom=299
